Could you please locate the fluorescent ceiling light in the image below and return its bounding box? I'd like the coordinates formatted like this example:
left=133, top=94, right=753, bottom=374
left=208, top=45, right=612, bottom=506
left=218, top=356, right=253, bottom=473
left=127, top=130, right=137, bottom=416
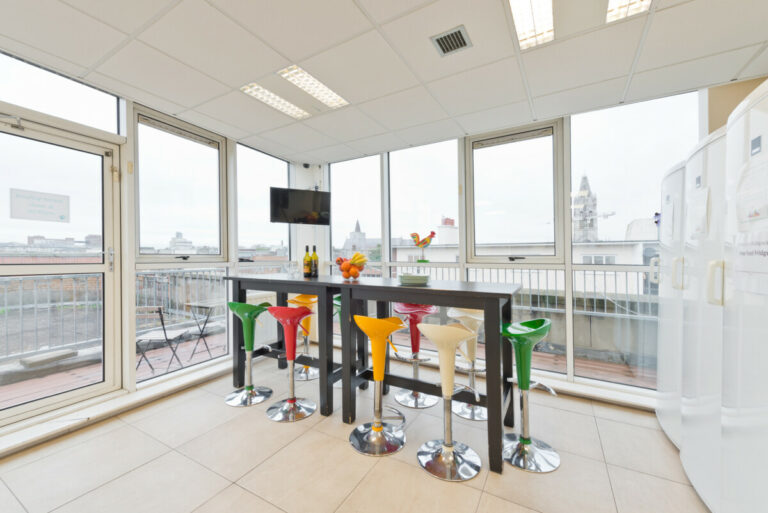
left=278, top=65, right=349, bottom=109
left=606, top=0, right=651, bottom=22
left=240, top=83, right=310, bottom=120
left=508, top=0, right=554, bottom=50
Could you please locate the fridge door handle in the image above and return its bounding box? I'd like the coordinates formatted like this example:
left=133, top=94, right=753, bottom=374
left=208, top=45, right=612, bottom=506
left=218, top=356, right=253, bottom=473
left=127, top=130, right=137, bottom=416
left=672, top=257, right=685, bottom=290
left=707, top=260, right=725, bottom=305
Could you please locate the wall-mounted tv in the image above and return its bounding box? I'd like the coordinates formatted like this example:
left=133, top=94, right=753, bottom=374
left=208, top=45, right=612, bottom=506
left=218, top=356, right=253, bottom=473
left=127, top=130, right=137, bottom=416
left=270, top=187, right=331, bottom=225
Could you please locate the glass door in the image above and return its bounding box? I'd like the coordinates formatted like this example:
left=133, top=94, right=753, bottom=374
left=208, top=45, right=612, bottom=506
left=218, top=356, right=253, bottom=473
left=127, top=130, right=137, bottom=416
left=0, top=123, right=120, bottom=423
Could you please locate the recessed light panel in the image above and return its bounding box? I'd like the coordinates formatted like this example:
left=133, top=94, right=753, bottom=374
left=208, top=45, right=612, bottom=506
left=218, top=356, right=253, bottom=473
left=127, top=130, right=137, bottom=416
left=606, top=0, right=651, bottom=22
left=278, top=65, right=348, bottom=109
left=508, top=0, right=554, bottom=50
left=240, top=82, right=310, bottom=120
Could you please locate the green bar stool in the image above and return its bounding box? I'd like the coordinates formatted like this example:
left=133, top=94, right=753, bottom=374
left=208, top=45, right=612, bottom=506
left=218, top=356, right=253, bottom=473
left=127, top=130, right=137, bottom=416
left=226, top=301, right=273, bottom=407
left=501, top=318, right=560, bottom=473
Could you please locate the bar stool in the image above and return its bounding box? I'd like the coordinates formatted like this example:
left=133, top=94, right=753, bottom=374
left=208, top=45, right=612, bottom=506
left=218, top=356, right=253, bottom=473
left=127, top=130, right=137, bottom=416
left=501, top=318, right=560, bottom=473
left=287, top=294, right=319, bottom=382
left=415, top=323, right=482, bottom=482
left=393, top=302, right=440, bottom=409
left=226, top=301, right=273, bottom=407
left=265, top=306, right=316, bottom=422
left=349, top=315, right=407, bottom=456
left=447, top=307, right=487, bottom=421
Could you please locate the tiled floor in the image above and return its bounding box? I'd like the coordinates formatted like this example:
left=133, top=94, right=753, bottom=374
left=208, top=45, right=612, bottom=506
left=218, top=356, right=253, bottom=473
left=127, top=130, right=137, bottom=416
left=0, top=358, right=709, bottom=513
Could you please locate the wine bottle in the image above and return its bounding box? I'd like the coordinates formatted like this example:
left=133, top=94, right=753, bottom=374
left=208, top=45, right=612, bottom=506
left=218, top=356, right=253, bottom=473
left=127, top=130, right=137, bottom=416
left=303, top=245, right=311, bottom=278
left=311, top=245, right=319, bottom=278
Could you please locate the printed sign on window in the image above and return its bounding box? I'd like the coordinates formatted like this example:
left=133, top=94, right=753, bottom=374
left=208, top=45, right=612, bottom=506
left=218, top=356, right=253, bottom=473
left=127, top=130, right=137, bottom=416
left=10, top=188, right=70, bottom=223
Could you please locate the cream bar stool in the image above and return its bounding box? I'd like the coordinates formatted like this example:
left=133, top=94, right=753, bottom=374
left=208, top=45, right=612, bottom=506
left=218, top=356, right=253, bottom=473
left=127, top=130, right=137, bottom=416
left=447, top=307, right=487, bottom=421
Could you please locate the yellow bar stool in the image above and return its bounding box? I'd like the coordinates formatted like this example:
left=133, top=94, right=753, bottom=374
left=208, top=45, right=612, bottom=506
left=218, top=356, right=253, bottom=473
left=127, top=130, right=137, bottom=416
left=287, top=294, right=319, bottom=382
left=447, top=307, right=487, bottom=421
left=349, top=315, right=408, bottom=456
left=415, top=323, right=482, bottom=482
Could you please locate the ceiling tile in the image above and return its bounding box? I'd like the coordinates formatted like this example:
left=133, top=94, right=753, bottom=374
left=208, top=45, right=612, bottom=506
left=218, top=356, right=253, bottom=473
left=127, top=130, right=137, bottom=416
left=532, top=77, right=626, bottom=120
left=740, top=46, right=768, bottom=80
left=346, top=132, right=408, bottom=155
left=260, top=123, right=339, bottom=153
left=61, top=0, right=175, bottom=34
left=553, top=0, right=608, bottom=39
left=299, top=30, right=419, bottom=104
left=627, top=45, right=760, bottom=102
left=239, top=134, right=294, bottom=160
left=95, top=41, right=229, bottom=108
left=175, top=110, right=250, bottom=140
left=0, top=34, right=86, bottom=76
left=194, top=91, right=295, bottom=134
left=655, top=0, right=699, bottom=12
left=138, top=0, right=288, bottom=88
left=395, top=118, right=464, bottom=146
left=455, top=101, right=531, bottom=134
left=358, top=86, right=448, bottom=130
left=209, top=0, right=372, bottom=62
left=86, top=72, right=186, bottom=114
left=356, top=0, right=436, bottom=24
left=303, top=107, right=386, bottom=141
left=427, top=56, right=526, bottom=116
left=523, top=16, right=644, bottom=97
left=305, top=144, right=363, bottom=164
left=0, top=0, right=125, bottom=67
left=637, top=0, right=768, bottom=72
left=381, top=0, right=516, bottom=82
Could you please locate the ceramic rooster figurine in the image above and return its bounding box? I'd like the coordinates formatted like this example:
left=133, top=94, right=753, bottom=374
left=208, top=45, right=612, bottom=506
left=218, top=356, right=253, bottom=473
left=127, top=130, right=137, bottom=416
left=410, top=231, right=436, bottom=262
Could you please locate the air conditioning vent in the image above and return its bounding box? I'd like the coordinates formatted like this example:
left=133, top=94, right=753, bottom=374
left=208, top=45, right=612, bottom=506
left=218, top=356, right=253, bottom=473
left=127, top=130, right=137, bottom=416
left=431, top=25, right=472, bottom=57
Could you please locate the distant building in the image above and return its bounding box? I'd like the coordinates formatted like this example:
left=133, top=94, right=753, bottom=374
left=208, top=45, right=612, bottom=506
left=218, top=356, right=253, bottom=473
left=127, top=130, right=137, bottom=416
left=572, top=176, right=599, bottom=242
left=168, top=232, right=193, bottom=253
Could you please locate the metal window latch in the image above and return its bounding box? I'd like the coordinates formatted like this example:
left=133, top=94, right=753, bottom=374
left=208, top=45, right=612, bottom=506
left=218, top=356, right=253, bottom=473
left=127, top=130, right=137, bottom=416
left=108, top=247, right=115, bottom=271
left=175, top=255, right=190, bottom=260
left=508, top=256, right=526, bottom=261
left=0, top=114, right=22, bottom=130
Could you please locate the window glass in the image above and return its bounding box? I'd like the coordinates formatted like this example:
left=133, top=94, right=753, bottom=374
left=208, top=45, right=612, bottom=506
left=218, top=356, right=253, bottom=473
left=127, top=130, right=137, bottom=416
left=137, top=119, right=221, bottom=256
left=236, top=145, right=289, bottom=268
left=330, top=156, right=381, bottom=262
left=389, top=141, right=459, bottom=262
left=0, top=52, right=117, bottom=132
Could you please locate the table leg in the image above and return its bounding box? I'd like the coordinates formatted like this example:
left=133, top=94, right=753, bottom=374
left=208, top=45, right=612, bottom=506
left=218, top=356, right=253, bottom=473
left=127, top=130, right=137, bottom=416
left=376, top=301, right=390, bottom=395
left=276, top=292, right=288, bottom=370
left=317, top=288, right=334, bottom=416
left=502, top=299, right=515, bottom=428
left=355, top=299, right=369, bottom=391
left=484, top=298, right=504, bottom=474
left=232, top=281, right=246, bottom=389
left=341, top=289, right=356, bottom=423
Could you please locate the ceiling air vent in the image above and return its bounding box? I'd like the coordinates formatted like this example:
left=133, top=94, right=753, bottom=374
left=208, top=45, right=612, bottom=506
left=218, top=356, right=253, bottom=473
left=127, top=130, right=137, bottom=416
left=431, top=25, right=472, bottom=57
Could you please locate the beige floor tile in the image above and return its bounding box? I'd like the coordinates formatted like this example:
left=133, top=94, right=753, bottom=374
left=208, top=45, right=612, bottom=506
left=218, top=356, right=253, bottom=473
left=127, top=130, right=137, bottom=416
left=528, top=389, right=595, bottom=416
left=193, top=484, right=283, bottom=513
left=129, top=390, right=245, bottom=448
left=52, top=451, right=229, bottom=513
left=0, top=478, right=25, bottom=513
left=337, top=458, right=483, bottom=513
left=477, top=492, right=540, bottom=513
left=524, top=404, right=604, bottom=462
left=484, top=451, right=617, bottom=513
left=608, top=465, right=709, bottom=513
left=592, top=401, right=660, bottom=430
left=118, top=386, right=208, bottom=424
left=178, top=401, right=320, bottom=481
left=3, top=425, right=169, bottom=513
left=238, top=430, right=376, bottom=513
left=597, top=418, right=688, bottom=484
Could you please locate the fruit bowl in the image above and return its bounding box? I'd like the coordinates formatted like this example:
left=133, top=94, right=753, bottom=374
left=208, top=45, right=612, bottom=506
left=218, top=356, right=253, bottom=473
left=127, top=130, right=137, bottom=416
left=336, top=252, right=367, bottom=281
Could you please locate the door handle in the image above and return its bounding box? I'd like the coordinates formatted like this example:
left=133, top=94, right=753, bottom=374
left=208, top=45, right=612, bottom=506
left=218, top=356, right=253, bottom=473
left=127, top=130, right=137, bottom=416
left=707, top=260, right=724, bottom=306
left=108, top=247, right=114, bottom=272
left=649, top=257, right=660, bottom=284
left=671, top=257, right=685, bottom=290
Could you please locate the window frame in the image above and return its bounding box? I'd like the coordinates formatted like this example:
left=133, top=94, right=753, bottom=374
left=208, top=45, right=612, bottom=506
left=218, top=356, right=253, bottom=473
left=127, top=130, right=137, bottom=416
left=133, top=105, right=228, bottom=264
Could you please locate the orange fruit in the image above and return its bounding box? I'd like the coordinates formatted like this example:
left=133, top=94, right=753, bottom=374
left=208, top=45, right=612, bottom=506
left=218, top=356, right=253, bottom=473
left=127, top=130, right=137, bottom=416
left=342, top=271, right=351, bottom=279
left=349, top=266, right=360, bottom=278
left=340, top=261, right=351, bottom=272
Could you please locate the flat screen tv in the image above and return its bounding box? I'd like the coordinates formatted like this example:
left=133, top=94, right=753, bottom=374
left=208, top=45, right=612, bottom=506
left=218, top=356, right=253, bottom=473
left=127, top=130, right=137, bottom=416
left=270, top=187, right=331, bottom=225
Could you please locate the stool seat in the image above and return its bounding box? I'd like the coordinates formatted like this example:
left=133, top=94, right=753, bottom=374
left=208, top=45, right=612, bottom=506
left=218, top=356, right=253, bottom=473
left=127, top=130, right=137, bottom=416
left=226, top=302, right=273, bottom=407
left=393, top=302, right=439, bottom=409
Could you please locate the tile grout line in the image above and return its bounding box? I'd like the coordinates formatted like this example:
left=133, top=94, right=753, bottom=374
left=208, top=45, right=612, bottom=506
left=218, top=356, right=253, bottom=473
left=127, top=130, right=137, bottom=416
left=233, top=482, right=290, bottom=513
left=332, top=458, right=382, bottom=513
left=594, top=411, right=621, bottom=513
left=0, top=475, right=29, bottom=513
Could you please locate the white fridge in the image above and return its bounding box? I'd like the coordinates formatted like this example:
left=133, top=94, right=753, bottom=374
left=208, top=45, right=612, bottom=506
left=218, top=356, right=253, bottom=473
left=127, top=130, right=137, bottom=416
left=680, top=127, right=726, bottom=513
left=656, top=162, right=686, bottom=448
left=721, top=78, right=768, bottom=513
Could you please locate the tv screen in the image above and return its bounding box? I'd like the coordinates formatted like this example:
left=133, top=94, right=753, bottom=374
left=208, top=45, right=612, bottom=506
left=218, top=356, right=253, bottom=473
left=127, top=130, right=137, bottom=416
left=270, top=187, right=331, bottom=225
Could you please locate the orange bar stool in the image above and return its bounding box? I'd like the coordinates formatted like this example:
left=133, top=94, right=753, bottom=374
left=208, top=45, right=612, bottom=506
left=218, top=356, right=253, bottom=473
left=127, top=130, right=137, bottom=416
left=349, top=315, right=408, bottom=456
left=226, top=301, right=273, bottom=407
left=392, top=302, right=440, bottom=409
left=265, top=306, right=316, bottom=422
left=415, top=323, right=482, bottom=482
left=287, top=294, right=319, bottom=382
left=447, top=307, right=487, bottom=421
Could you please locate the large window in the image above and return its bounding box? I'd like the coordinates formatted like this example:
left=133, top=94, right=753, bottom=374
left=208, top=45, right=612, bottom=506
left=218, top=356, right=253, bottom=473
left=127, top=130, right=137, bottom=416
left=236, top=145, right=289, bottom=268
left=330, top=156, right=381, bottom=263
left=389, top=141, right=459, bottom=263
left=0, top=52, right=117, bottom=132
left=137, top=116, right=223, bottom=257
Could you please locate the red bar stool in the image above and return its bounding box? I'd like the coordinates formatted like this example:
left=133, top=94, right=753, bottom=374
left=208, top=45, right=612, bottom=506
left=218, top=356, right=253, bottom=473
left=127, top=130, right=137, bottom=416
left=392, top=302, right=440, bottom=409
left=265, top=306, right=316, bottom=422
left=287, top=294, right=319, bottom=382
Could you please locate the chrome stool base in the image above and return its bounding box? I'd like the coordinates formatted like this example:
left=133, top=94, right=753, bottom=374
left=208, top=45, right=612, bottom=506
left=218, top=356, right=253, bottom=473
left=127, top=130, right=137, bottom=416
left=349, top=422, right=406, bottom=456
left=502, top=433, right=560, bottom=473
left=294, top=366, right=319, bottom=381
left=394, top=388, right=439, bottom=409
left=451, top=401, right=487, bottom=421
left=416, top=439, right=482, bottom=482
left=225, top=386, right=273, bottom=407
left=266, top=398, right=316, bottom=422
